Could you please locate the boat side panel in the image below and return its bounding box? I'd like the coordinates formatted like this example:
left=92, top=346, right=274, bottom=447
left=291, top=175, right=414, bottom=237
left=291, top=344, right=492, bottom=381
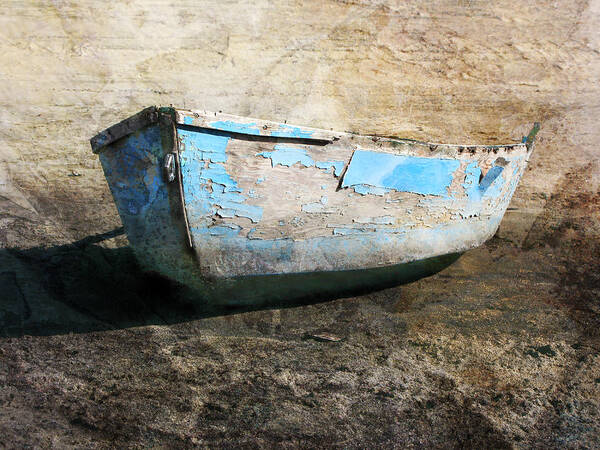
left=178, top=125, right=528, bottom=277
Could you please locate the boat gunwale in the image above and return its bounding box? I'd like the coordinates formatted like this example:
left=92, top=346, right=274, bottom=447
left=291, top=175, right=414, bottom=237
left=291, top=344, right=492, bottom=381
left=90, top=105, right=534, bottom=154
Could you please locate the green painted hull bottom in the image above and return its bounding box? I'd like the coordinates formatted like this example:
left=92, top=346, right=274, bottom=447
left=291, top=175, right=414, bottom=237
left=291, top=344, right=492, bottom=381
left=169, top=252, right=463, bottom=307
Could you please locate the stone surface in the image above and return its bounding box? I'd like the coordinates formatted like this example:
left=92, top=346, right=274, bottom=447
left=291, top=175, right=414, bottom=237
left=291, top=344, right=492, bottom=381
left=1, top=0, right=599, bottom=447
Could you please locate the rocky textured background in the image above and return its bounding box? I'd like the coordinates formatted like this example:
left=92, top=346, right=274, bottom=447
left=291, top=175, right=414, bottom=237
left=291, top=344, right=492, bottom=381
left=1, top=0, right=599, bottom=447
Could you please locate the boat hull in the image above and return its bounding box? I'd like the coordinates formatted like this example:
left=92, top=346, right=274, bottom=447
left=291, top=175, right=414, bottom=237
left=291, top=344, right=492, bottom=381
left=92, top=107, right=537, bottom=304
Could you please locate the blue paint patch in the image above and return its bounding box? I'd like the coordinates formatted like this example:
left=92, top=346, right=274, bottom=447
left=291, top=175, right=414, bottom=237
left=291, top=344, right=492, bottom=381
left=354, top=216, right=394, bottom=225
left=463, top=161, right=482, bottom=199
left=178, top=128, right=230, bottom=163
left=301, top=202, right=332, bottom=213
left=191, top=224, right=241, bottom=237
left=216, top=208, right=237, bottom=218
left=481, top=167, right=505, bottom=200
left=333, top=227, right=368, bottom=236
left=316, top=160, right=345, bottom=177
left=199, top=163, right=239, bottom=189
left=257, top=145, right=315, bottom=168
left=480, top=166, right=504, bottom=194
left=213, top=200, right=263, bottom=223
left=463, top=162, right=505, bottom=200
left=183, top=116, right=194, bottom=125
left=179, top=128, right=264, bottom=229
left=269, top=124, right=314, bottom=138
left=99, top=125, right=164, bottom=219
left=342, top=150, right=460, bottom=197
left=256, top=177, right=265, bottom=184
left=352, top=184, right=390, bottom=196
left=209, top=120, right=261, bottom=135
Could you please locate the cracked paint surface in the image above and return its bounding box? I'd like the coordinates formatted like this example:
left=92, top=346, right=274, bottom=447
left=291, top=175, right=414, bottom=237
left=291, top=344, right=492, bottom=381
left=179, top=128, right=264, bottom=240
left=257, top=145, right=315, bottom=168
left=171, top=116, right=532, bottom=277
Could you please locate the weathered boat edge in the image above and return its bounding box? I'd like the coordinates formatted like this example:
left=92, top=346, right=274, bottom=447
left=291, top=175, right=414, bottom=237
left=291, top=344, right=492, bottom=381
left=165, top=252, right=464, bottom=306
left=91, top=106, right=538, bottom=154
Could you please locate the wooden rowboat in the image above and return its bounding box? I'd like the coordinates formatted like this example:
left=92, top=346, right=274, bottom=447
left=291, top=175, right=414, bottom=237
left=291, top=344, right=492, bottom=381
left=91, top=107, right=538, bottom=305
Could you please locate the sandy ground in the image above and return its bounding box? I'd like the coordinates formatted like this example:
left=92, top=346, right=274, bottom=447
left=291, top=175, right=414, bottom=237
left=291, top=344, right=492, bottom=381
left=1, top=0, right=599, bottom=447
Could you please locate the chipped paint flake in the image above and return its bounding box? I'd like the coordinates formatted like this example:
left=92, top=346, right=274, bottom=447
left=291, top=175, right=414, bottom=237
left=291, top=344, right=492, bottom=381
left=301, top=202, right=336, bottom=214
left=464, top=162, right=505, bottom=200
left=480, top=166, right=505, bottom=196
left=353, top=215, right=394, bottom=225
left=257, top=145, right=315, bottom=168
left=351, top=184, right=390, bottom=196
left=463, top=161, right=481, bottom=199
left=269, top=124, right=314, bottom=138
left=179, top=128, right=229, bottom=163
left=316, top=160, right=345, bottom=177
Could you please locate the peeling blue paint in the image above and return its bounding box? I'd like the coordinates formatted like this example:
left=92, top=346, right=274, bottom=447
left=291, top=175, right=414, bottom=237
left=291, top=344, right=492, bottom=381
left=199, top=163, right=241, bottom=191
left=302, top=202, right=334, bottom=213
left=179, top=127, right=264, bottom=230
left=179, top=128, right=229, bottom=163
left=463, top=162, right=505, bottom=200
left=257, top=145, right=315, bottom=168
left=463, top=161, right=482, bottom=199
left=209, top=120, right=261, bottom=135
left=201, top=119, right=315, bottom=138
left=352, top=184, right=390, bottom=196
left=213, top=200, right=263, bottom=223
left=354, top=216, right=394, bottom=225
left=269, top=124, right=314, bottom=138
left=316, top=160, right=345, bottom=176
left=216, top=208, right=237, bottom=218
left=342, top=150, right=460, bottom=197
left=481, top=167, right=505, bottom=200
left=480, top=166, right=504, bottom=194
left=183, top=116, right=194, bottom=125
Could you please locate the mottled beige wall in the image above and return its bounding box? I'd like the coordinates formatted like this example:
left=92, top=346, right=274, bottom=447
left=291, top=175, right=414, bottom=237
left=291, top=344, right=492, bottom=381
left=1, top=0, right=598, bottom=248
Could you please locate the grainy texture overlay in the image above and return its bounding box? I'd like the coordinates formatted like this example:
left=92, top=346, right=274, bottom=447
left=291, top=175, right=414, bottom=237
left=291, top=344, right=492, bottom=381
left=1, top=0, right=599, bottom=447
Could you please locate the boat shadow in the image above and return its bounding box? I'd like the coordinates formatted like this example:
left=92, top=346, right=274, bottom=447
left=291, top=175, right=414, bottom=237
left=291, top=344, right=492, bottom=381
left=0, top=228, right=460, bottom=337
